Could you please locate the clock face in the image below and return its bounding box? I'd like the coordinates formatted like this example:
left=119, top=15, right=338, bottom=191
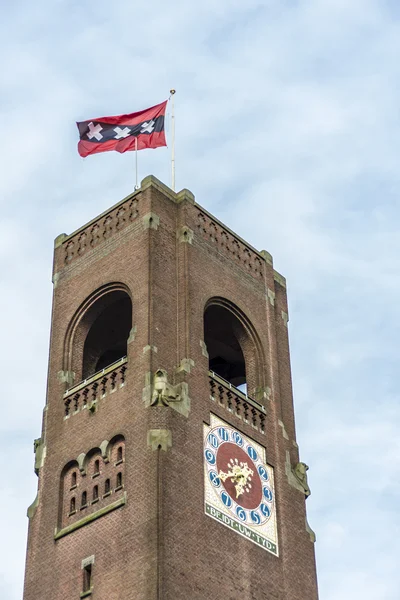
left=204, top=414, right=278, bottom=556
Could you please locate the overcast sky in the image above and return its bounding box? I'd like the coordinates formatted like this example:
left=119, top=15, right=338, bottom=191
left=1, top=1, right=400, bottom=598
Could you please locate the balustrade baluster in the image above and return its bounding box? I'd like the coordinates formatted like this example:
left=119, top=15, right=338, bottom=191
left=91, top=382, right=98, bottom=403
left=82, top=388, right=89, bottom=407
left=251, top=408, right=257, bottom=428
left=259, top=413, right=265, bottom=433
left=218, top=385, right=225, bottom=406
left=73, top=393, right=80, bottom=412
left=227, top=391, right=233, bottom=412
left=119, top=365, right=127, bottom=386
left=243, top=401, right=249, bottom=423
left=210, top=379, right=216, bottom=401
left=65, top=399, right=71, bottom=417
left=235, top=397, right=241, bottom=418
left=110, top=371, right=117, bottom=392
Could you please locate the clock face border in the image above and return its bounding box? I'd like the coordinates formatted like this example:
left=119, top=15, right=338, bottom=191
left=204, top=414, right=279, bottom=557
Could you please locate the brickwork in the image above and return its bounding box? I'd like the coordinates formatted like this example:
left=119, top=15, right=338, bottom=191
left=23, top=175, right=318, bottom=600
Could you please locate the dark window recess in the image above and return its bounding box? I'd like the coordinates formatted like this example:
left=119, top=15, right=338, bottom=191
left=204, top=304, right=247, bottom=388
left=83, top=564, right=92, bottom=593
left=117, top=446, right=123, bottom=462
left=116, top=472, right=122, bottom=488
left=71, top=472, right=77, bottom=488
left=94, top=460, right=100, bottom=475
left=81, top=491, right=87, bottom=508
left=92, top=486, right=98, bottom=501
left=104, top=479, right=110, bottom=494
left=70, top=497, right=76, bottom=513
left=82, top=294, right=132, bottom=379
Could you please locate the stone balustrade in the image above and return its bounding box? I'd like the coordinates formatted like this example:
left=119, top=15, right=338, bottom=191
left=64, top=357, right=127, bottom=418
left=208, top=371, right=266, bottom=434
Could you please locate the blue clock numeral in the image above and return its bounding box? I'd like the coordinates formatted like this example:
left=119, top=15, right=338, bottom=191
left=233, top=432, right=243, bottom=446
left=236, top=506, right=247, bottom=522
left=263, top=487, right=273, bottom=502
left=257, top=465, right=269, bottom=481
left=221, top=491, right=232, bottom=508
left=260, top=503, right=270, bottom=518
left=217, top=427, right=229, bottom=441
left=250, top=510, right=261, bottom=524
left=209, top=471, right=221, bottom=487
left=247, top=445, right=258, bottom=461
left=208, top=433, right=219, bottom=449
left=205, top=449, right=216, bottom=465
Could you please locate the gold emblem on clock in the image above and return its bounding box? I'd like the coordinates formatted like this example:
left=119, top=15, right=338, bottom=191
left=218, top=458, right=253, bottom=499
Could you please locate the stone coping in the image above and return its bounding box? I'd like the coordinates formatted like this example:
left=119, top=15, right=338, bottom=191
left=55, top=175, right=286, bottom=287
left=54, top=493, right=126, bottom=540
left=64, top=357, right=127, bottom=397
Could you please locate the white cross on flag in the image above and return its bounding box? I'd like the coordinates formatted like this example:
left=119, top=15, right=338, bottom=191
left=76, top=101, right=167, bottom=157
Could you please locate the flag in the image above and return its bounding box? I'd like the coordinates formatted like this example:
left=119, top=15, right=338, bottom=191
left=76, top=100, right=167, bottom=158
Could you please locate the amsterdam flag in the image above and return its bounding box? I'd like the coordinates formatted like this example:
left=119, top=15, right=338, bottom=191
left=76, top=100, right=167, bottom=158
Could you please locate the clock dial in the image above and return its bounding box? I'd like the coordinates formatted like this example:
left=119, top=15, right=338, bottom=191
left=204, top=415, right=278, bottom=556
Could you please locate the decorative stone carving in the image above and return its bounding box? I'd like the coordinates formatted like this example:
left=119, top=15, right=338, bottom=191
left=143, top=368, right=190, bottom=417
left=293, top=462, right=311, bottom=497
left=147, top=429, right=172, bottom=452
left=285, top=451, right=311, bottom=497
left=151, top=369, right=181, bottom=406
left=34, top=437, right=46, bottom=476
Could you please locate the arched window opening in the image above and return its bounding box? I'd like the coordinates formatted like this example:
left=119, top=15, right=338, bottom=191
left=104, top=479, right=111, bottom=495
left=93, top=459, right=100, bottom=476
left=81, top=491, right=87, bottom=508
left=81, top=292, right=132, bottom=380
left=92, top=485, right=99, bottom=502
left=116, top=472, right=123, bottom=489
left=70, top=472, right=77, bottom=489
left=204, top=304, right=247, bottom=388
left=70, top=497, right=76, bottom=514
left=117, top=446, right=123, bottom=463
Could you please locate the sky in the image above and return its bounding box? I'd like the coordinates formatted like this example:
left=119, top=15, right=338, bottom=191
left=1, top=0, right=400, bottom=597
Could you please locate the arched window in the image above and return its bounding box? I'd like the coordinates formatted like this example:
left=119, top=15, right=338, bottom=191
left=70, top=497, right=76, bottom=513
left=94, top=459, right=100, bottom=476
left=104, top=479, right=111, bottom=494
left=81, top=292, right=132, bottom=379
left=81, top=491, right=87, bottom=508
left=116, top=472, right=123, bottom=489
left=71, top=472, right=77, bottom=489
left=92, top=485, right=99, bottom=502
left=204, top=304, right=246, bottom=387
left=117, top=446, right=123, bottom=463
left=204, top=300, right=261, bottom=397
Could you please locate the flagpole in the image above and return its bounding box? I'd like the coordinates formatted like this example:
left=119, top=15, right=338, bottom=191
left=135, top=136, right=139, bottom=190
left=170, top=89, right=176, bottom=191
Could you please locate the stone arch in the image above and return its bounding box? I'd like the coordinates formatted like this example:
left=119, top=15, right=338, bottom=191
left=204, top=297, right=266, bottom=398
left=63, top=282, right=133, bottom=384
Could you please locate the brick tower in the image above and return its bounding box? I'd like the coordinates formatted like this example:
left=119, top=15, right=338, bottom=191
left=23, top=175, right=318, bottom=600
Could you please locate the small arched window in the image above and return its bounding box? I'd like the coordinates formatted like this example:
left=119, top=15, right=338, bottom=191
left=71, top=472, right=77, bottom=489
left=70, top=497, right=76, bottom=513
left=117, top=447, right=123, bottom=463
left=104, top=479, right=110, bottom=494
left=94, top=459, right=100, bottom=476
left=116, top=472, right=123, bottom=489
left=81, top=491, right=87, bottom=508
left=92, top=485, right=99, bottom=502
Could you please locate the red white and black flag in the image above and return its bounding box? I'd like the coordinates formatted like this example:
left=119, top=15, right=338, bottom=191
left=76, top=100, right=167, bottom=158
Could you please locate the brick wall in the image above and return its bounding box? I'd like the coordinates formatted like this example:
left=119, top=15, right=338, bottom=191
left=23, top=176, right=318, bottom=600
